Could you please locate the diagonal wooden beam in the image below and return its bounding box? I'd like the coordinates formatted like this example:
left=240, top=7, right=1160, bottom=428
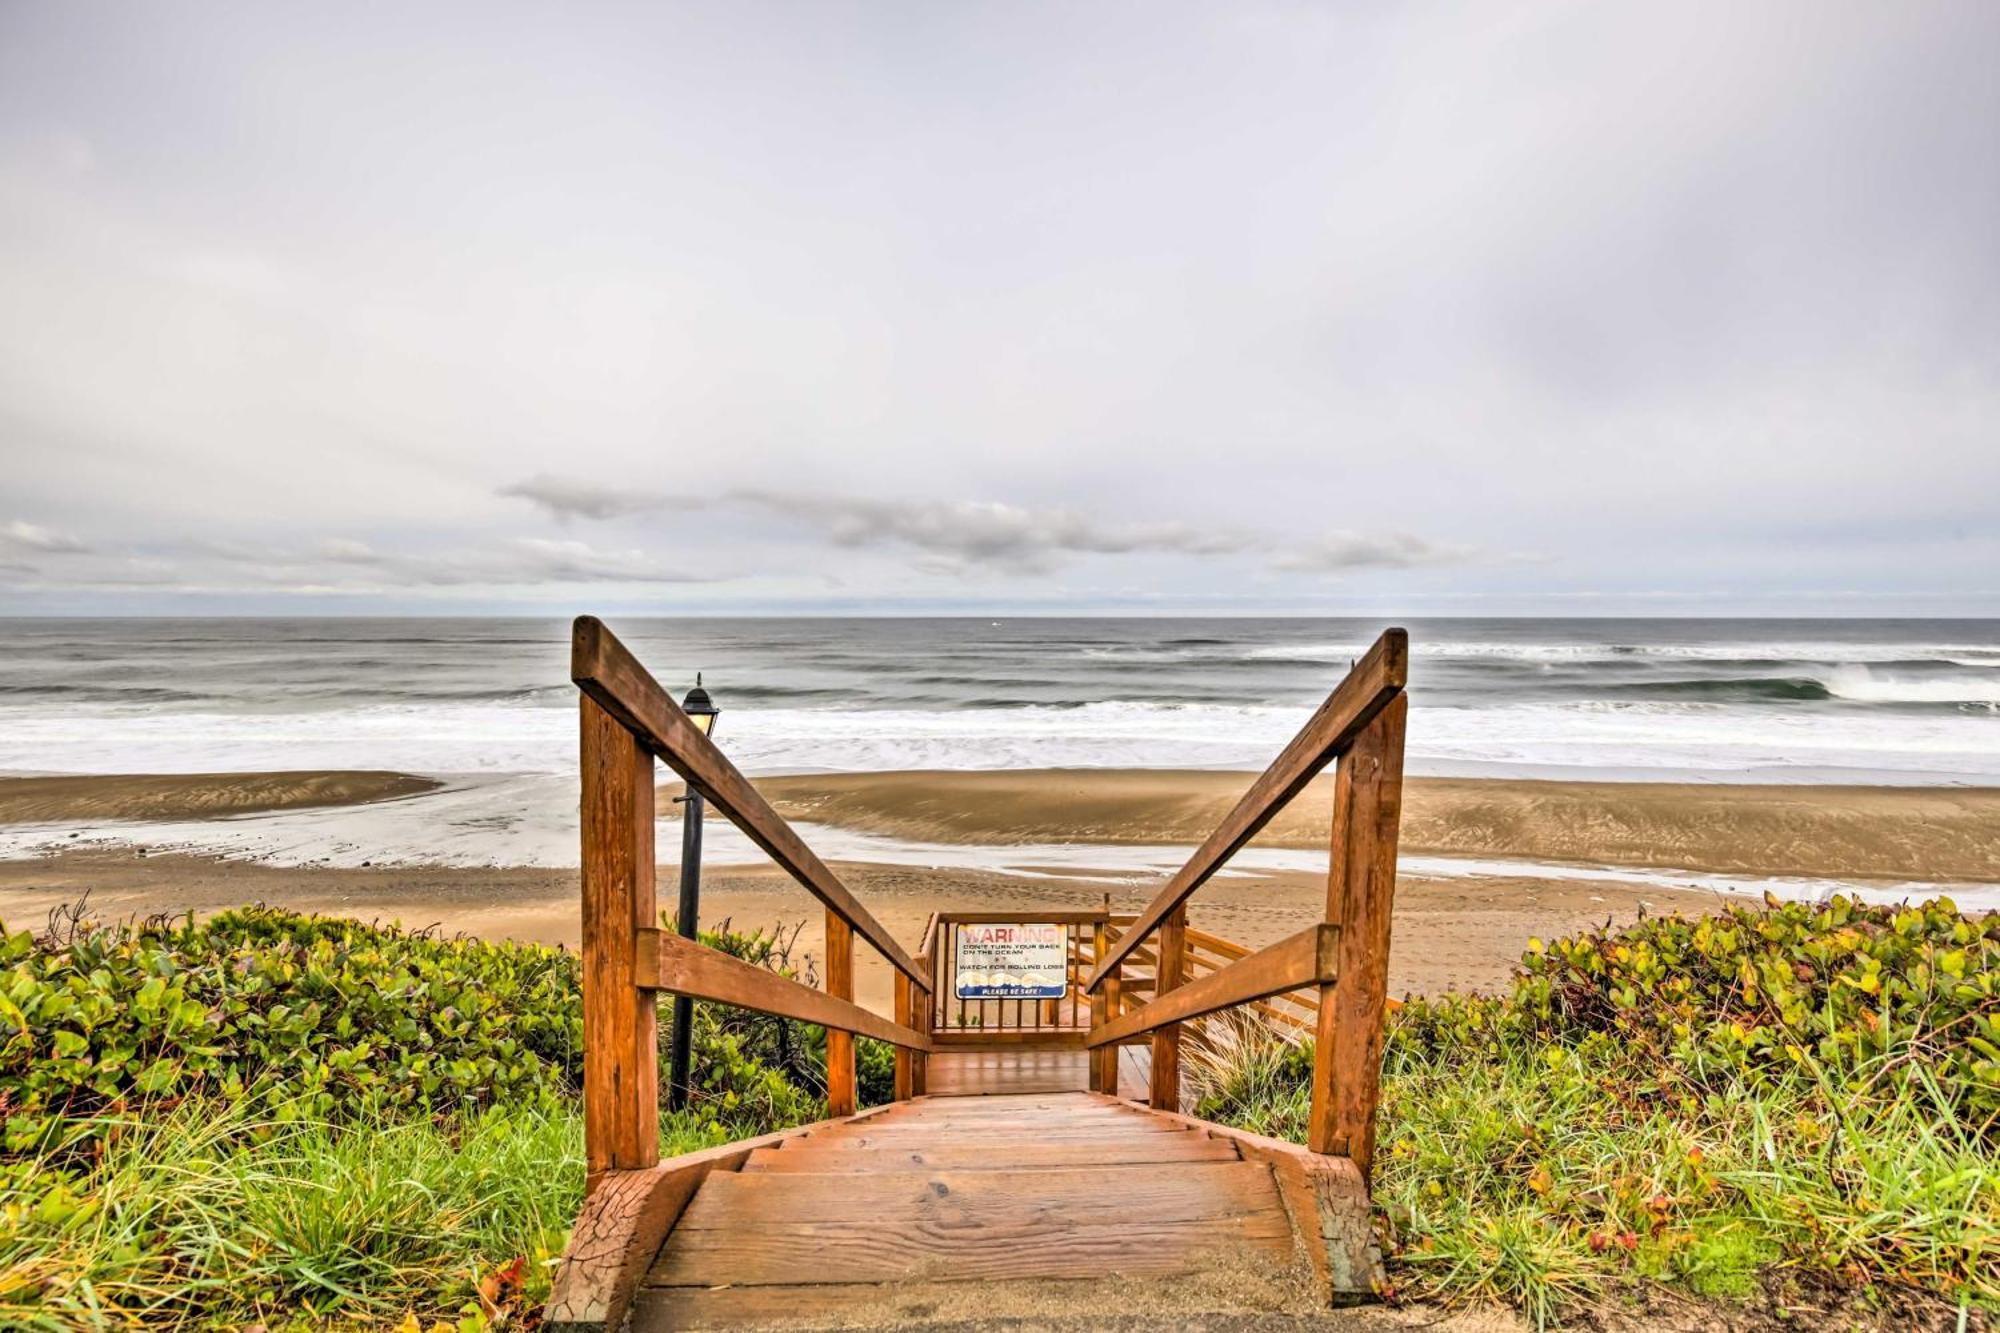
left=1086, top=923, right=1338, bottom=1047
left=636, top=928, right=930, bottom=1052
left=1085, top=628, right=1406, bottom=992
left=573, top=616, right=926, bottom=990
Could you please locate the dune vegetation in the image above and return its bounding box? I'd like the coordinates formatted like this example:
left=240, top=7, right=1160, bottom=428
left=1, top=895, right=1993, bottom=1329
left=1192, top=895, right=2000, bottom=1327
left=0, top=905, right=881, bottom=1329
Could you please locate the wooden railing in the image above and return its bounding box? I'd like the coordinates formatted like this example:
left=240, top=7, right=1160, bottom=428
left=571, top=617, right=932, bottom=1179
left=1083, top=629, right=1408, bottom=1181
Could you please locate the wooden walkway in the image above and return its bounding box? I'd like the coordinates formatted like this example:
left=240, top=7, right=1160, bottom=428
left=922, top=1049, right=1150, bottom=1100
left=629, top=1088, right=1313, bottom=1330
left=543, top=620, right=1408, bottom=1331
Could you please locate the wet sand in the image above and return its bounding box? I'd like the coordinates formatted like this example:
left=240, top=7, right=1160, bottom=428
left=753, top=770, right=2000, bottom=883
left=6, top=768, right=1993, bottom=883
left=0, top=771, right=440, bottom=823
left=0, top=848, right=1722, bottom=1012
left=3, top=766, right=1990, bottom=1010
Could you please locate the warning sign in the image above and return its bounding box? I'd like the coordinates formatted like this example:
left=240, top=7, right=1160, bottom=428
left=954, top=922, right=1068, bottom=1000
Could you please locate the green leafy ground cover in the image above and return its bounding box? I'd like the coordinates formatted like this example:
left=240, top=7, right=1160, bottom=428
left=1192, top=895, right=2000, bottom=1327
left=0, top=905, right=870, bottom=1329
left=5, top=896, right=1994, bottom=1329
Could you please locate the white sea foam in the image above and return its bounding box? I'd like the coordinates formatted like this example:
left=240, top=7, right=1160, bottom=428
left=1820, top=665, right=2000, bottom=706
left=2, top=690, right=1996, bottom=782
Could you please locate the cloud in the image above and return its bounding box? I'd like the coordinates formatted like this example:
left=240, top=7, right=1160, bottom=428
left=1272, top=532, right=1477, bottom=574
left=3, top=519, right=90, bottom=553
left=0, top=532, right=714, bottom=595
left=283, top=535, right=711, bottom=587
left=500, top=475, right=669, bottom=522
left=721, top=490, right=1254, bottom=572
left=495, top=475, right=1484, bottom=576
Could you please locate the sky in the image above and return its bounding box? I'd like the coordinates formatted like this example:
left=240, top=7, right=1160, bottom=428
left=1, top=1, right=1996, bottom=617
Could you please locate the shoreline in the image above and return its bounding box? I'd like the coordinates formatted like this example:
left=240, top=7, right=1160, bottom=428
left=0, top=850, right=1724, bottom=1008
left=2, top=766, right=1993, bottom=1005
left=4, top=768, right=1996, bottom=884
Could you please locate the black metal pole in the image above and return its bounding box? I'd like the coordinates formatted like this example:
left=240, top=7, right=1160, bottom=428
left=666, top=790, right=703, bottom=1112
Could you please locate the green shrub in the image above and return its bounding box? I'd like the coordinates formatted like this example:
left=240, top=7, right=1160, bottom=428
left=0, top=904, right=858, bottom=1326
left=1195, top=896, right=2000, bottom=1321
left=1441, top=894, right=2000, bottom=1125
left=0, top=906, right=855, bottom=1166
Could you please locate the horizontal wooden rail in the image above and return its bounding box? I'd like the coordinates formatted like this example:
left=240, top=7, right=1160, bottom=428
left=1086, top=628, right=1406, bottom=992
left=636, top=928, right=931, bottom=1052
left=1086, top=924, right=1338, bottom=1048
left=574, top=616, right=927, bottom=991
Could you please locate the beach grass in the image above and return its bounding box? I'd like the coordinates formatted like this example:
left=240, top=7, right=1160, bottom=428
left=5, top=896, right=1995, bottom=1328
left=0, top=906, right=835, bottom=1328
left=1190, top=896, right=2000, bottom=1327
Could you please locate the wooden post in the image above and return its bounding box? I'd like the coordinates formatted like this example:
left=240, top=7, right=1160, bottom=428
left=824, top=910, right=855, bottom=1117
left=579, top=696, right=659, bottom=1177
left=1101, top=960, right=1124, bottom=1098
left=892, top=971, right=915, bottom=1101
left=1087, top=918, right=1110, bottom=1091
left=1149, top=903, right=1187, bottom=1111
left=1308, top=693, right=1407, bottom=1179
left=913, top=957, right=931, bottom=1096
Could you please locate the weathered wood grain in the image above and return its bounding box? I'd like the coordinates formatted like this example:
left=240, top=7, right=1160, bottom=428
left=579, top=695, right=658, bottom=1175
left=825, top=910, right=855, bottom=1117
left=635, top=927, right=928, bottom=1051
left=1138, top=1101, right=1383, bottom=1305
left=1149, top=904, right=1187, bottom=1110
left=651, top=1206, right=1292, bottom=1286
left=545, top=1106, right=899, bottom=1332
left=572, top=616, right=925, bottom=989
left=737, top=1136, right=1243, bottom=1172
left=1087, top=924, right=1337, bottom=1048
left=1308, top=692, right=1407, bottom=1177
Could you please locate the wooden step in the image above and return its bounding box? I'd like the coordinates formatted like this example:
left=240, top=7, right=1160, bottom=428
left=740, top=1136, right=1242, bottom=1171
left=649, top=1162, right=1294, bottom=1288
left=790, top=1125, right=1189, bottom=1148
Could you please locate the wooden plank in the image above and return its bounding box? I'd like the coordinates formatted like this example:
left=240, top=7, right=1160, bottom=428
left=545, top=1105, right=899, bottom=1332
left=1150, top=904, right=1187, bottom=1112
left=738, top=1136, right=1242, bottom=1172
left=1184, top=927, right=1249, bottom=960
left=930, top=1031, right=1087, bottom=1049
left=912, top=952, right=931, bottom=1096
left=572, top=616, right=925, bottom=990
left=893, top=970, right=915, bottom=1100
left=635, top=928, right=928, bottom=1052
left=825, top=910, right=855, bottom=1117
left=1088, top=924, right=1337, bottom=1048
left=1137, top=1101, right=1383, bottom=1304
left=1086, top=628, right=1406, bottom=991
left=1309, top=692, right=1407, bottom=1179
left=650, top=1200, right=1292, bottom=1287
left=678, top=1162, right=1280, bottom=1229
left=579, top=695, right=658, bottom=1175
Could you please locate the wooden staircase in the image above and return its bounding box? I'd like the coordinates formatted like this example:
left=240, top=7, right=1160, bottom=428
left=544, top=619, right=1408, bottom=1332
left=628, top=1088, right=1316, bottom=1330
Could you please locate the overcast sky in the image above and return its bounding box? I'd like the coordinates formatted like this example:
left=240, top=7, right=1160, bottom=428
left=1, top=1, right=1995, bottom=616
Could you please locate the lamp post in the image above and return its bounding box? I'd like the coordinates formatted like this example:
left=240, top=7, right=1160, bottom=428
left=667, top=674, right=719, bottom=1113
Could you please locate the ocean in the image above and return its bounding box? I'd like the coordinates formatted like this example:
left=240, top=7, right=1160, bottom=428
left=3, top=617, right=1998, bottom=784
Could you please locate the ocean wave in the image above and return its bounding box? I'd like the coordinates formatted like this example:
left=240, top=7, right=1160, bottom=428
left=1592, top=677, right=1834, bottom=702
left=1820, top=665, right=2000, bottom=706
left=1245, top=640, right=2000, bottom=667
left=4, top=691, right=1998, bottom=782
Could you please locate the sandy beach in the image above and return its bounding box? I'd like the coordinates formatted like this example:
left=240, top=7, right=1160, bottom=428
left=0, top=850, right=1718, bottom=1014
left=4, top=767, right=1993, bottom=1012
